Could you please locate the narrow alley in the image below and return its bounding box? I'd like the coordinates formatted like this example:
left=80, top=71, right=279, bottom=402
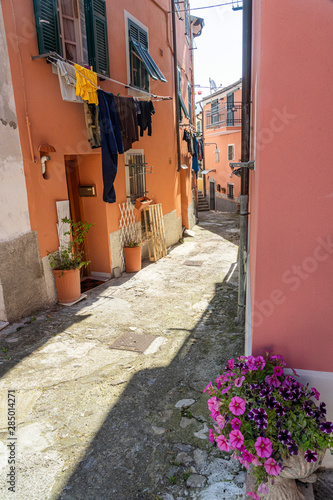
left=0, top=212, right=246, bottom=500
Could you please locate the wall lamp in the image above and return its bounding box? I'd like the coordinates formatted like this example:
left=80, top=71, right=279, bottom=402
left=204, top=142, right=220, bottom=163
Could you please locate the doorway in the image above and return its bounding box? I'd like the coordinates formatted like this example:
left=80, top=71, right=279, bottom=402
left=209, top=179, right=216, bottom=210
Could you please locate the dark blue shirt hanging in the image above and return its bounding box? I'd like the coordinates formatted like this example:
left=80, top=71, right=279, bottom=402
left=97, top=90, right=124, bottom=203
left=192, top=136, right=199, bottom=175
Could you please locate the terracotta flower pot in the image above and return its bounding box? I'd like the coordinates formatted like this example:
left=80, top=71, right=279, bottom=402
left=123, top=246, right=142, bottom=272
left=52, top=268, right=81, bottom=304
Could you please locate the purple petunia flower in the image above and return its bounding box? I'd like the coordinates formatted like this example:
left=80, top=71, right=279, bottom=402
left=320, top=422, right=333, bottom=434
left=246, top=355, right=258, bottom=370
left=247, top=409, right=256, bottom=421
left=303, top=401, right=314, bottom=417
left=311, top=387, right=320, bottom=401
left=279, top=387, right=293, bottom=401
left=287, top=441, right=299, bottom=455
left=278, top=429, right=292, bottom=445
left=265, top=396, right=277, bottom=409
left=304, top=450, right=318, bottom=463
left=259, top=385, right=273, bottom=398
left=320, top=402, right=327, bottom=416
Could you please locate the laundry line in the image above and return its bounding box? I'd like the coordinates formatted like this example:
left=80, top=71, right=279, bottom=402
left=46, top=52, right=172, bottom=102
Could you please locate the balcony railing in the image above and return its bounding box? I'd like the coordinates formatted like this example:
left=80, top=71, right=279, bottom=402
left=205, top=102, right=242, bottom=129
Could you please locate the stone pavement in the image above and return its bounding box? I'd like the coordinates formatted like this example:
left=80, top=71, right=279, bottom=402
left=0, top=211, right=246, bottom=500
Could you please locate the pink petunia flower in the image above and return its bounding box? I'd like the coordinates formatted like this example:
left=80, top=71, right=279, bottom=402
left=215, top=414, right=225, bottom=429
left=209, top=429, right=215, bottom=443
left=234, top=376, right=245, bottom=387
left=311, top=387, right=320, bottom=401
left=221, top=385, right=231, bottom=394
left=216, top=434, right=231, bottom=452
left=273, top=366, right=284, bottom=377
left=258, top=483, right=269, bottom=494
left=264, top=457, right=282, bottom=476
left=255, top=355, right=266, bottom=370
left=255, top=437, right=273, bottom=458
left=247, top=492, right=260, bottom=500
left=231, top=417, right=241, bottom=430
left=265, top=375, right=281, bottom=388
left=246, top=355, right=258, bottom=370
left=242, top=450, right=254, bottom=463
left=213, top=425, right=222, bottom=434
left=270, top=355, right=286, bottom=367
left=291, top=367, right=299, bottom=377
left=229, top=429, right=245, bottom=449
left=229, top=396, right=246, bottom=416
left=228, top=358, right=235, bottom=370
left=252, top=456, right=262, bottom=466
left=203, top=382, right=213, bottom=393
left=238, top=457, right=250, bottom=469
left=207, top=397, right=221, bottom=412
left=210, top=409, right=219, bottom=420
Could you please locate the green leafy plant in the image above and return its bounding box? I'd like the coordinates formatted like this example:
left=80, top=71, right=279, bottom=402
left=48, top=217, right=93, bottom=273
left=125, top=241, right=141, bottom=248
left=204, top=353, right=333, bottom=498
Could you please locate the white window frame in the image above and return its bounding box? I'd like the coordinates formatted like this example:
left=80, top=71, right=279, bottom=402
left=227, top=182, right=235, bottom=199
left=228, top=144, right=235, bottom=161
left=124, top=11, right=151, bottom=96
left=57, top=0, right=83, bottom=64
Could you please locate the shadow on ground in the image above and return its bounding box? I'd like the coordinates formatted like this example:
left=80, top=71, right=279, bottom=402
left=57, top=265, right=243, bottom=500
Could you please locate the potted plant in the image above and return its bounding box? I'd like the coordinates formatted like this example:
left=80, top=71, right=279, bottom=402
left=204, top=353, right=333, bottom=499
left=48, top=217, right=93, bottom=304
left=221, top=187, right=226, bottom=194
left=123, top=240, right=142, bottom=272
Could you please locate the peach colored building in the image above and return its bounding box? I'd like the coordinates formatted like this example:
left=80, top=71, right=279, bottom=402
left=246, top=0, right=333, bottom=463
left=0, top=0, right=201, bottom=322
left=199, top=79, right=242, bottom=211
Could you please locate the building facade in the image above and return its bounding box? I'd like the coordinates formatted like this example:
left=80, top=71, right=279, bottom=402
left=199, top=79, right=242, bottom=212
left=247, top=0, right=333, bottom=465
left=0, top=0, right=200, bottom=322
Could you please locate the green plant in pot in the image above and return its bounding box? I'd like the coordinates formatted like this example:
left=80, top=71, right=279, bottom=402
left=48, top=217, right=93, bottom=303
left=204, top=353, right=333, bottom=499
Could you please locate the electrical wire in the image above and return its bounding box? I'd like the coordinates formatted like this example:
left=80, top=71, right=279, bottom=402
left=169, top=1, right=242, bottom=13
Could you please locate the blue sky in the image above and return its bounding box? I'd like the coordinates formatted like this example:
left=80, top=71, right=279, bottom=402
left=189, top=0, right=243, bottom=100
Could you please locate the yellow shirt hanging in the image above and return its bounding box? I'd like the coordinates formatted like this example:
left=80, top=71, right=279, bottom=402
left=74, top=64, right=98, bottom=105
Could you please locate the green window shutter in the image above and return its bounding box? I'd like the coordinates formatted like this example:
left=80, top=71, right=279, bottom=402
left=188, top=82, right=192, bottom=124
left=184, top=0, right=190, bottom=36
left=85, top=0, right=110, bottom=76
left=32, top=0, right=61, bottom=55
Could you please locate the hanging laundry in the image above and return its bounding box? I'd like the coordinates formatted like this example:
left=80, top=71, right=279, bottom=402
left=183, top=129, right=192, bottom=154
left=190, top=132, right=197, bottom=157
left=75, top=64, right=98, bottom=104
left=54, top=60, right=83, bottom=103
left=137, top=101, right=155, bottom=136
left=192, top=136, right=199, bottom=175
left=97, top=90, right=124, bottom=203
left=113, top=95, right=139, bottom=152
left=84, top=103, right=101, bottom=149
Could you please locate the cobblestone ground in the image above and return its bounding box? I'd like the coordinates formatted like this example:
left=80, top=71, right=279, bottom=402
left=0, top=211, right=246, bottom=500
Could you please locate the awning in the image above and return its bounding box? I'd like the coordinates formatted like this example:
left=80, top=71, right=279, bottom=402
left=178, top=93, right=190, bottom=119
left=130, top=38, right=167, bottom=82
left=201, top=169, right=216, bottom=174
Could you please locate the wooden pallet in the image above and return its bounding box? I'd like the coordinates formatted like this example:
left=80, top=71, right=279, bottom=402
left=142, top=204, right=167, bottom=262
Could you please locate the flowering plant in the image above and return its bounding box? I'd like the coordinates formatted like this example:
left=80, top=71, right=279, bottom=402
left=204, top=353, right=333, bottom=498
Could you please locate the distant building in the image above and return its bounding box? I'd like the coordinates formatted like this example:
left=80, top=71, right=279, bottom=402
left=198, top=79, right=242, bottom=212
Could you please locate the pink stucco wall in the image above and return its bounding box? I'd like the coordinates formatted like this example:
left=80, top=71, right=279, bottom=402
left=249, top=0, right=333, bottom=372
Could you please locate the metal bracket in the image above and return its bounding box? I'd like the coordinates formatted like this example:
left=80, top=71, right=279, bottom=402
left=229, top=161, right=255, bottom=170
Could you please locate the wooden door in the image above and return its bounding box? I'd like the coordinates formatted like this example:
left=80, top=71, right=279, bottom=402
left=65, top=155, right=90, bottom=276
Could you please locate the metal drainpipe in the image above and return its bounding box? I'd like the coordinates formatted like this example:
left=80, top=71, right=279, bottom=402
left=199, top=103, right=206, bottom=198
left=238, top=0, right=252, bottom=325
left=171, top=0, right=181, bottom=172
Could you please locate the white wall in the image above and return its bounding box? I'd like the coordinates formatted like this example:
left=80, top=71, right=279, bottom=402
left=0, top=5, right=31, bottom=242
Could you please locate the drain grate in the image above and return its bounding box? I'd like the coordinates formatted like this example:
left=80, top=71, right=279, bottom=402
left=183, top=260, right=203, bottom=267
left=110, top=333, right=157, bottom=353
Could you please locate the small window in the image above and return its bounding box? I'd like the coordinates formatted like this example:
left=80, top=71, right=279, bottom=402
left=125, top=152, right=147, bottom=203
left=228, top=144, right=235, bottom=161
left=227, top=183, right=234, bottom=199
left=211, top=99, right=219, bottom=124
left=58, top=0, right=82, bottom=62
left=217, top=184, right=221, bottom=192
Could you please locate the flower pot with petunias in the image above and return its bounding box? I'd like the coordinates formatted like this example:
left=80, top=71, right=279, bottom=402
left=203, top=353, right=333, bottom=499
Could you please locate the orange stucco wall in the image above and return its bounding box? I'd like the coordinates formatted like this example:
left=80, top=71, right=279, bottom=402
left=2, top=0, right=194, bottom=273
left=249, top=0, right=333, bottom=372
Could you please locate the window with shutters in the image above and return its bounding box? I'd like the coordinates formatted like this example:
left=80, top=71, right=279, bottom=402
left=33, top=0, right=109, bottom=75
left=177, top=66, right=189, bottom=123
left=184, top=0, right=190, bottom=39
left=188, top=82, right=192, bottom=124
left=126, top=15, right=167, bottom=93
left=228, top=144, right=235, bottom=161
left=211, top=99, right=219, bottom=125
